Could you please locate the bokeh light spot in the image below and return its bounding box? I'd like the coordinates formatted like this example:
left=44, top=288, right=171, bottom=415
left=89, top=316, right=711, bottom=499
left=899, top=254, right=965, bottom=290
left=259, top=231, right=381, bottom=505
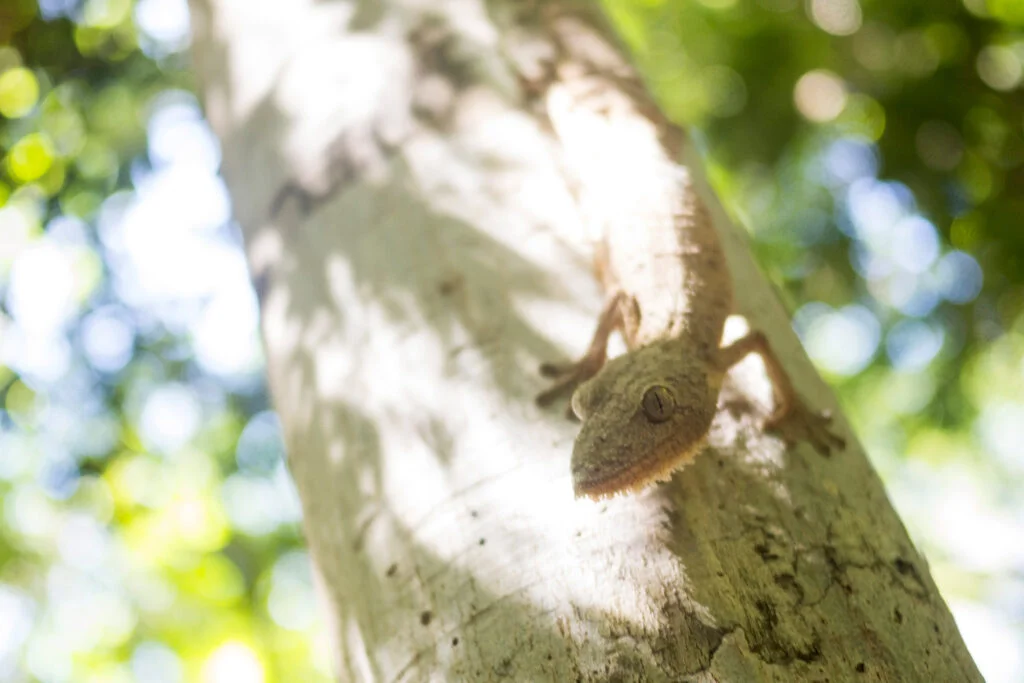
left=267, top=552, right=317, bottom=631
left=852, top=22, right=896, bottom=71
left=0, top=67, right=39, bottom=118
left=976, top=403, right=1024, bottom=474
left=895, top=30, right=941, bottom=78
left=5, top=485, right=59, bottom=540
left=936, top=251, right=983, bottom=304
left=202, top=642, right=264, bottom=683
left=0, top=585, right=34, bottom=679
left=7, top=134, right=55, bottom=183
left=106, top=454, right=170, bottom=509
left=836, top=94, right=886, bottom=140
left=80, top=306, right=135, bottom=373
left=76, top=139, right=119, bottom=181
left=132, top=642, right=183, bottom=683
left=57, top=513, right=111, bottom=571
left=7, top=245, right=69, bottom=333
left=83, top=0, right=132, bottom=29
left=138, top=384, right=201, bottom=454
left=986, top=0, right=1024, bottom=24
left=147, top=93, right=220, bottom=170
left=891, top=216, right=939, bottom=274
left=809, top=0, right=862, bottom=35
left=0, top=200, right=40, bottom=270
left=794, top=70, right=847, bottom=122
left=236, top=411, right=285, bottom=474
left=823, top=138, right=878, bottom=185
left=846, top=178, right=913, bottom=240
left=193, top=280, right=262, bottom=378
left=886, top=319, right=944, bottom=371
left=191, top=555, right=245, bottom=605
left=872, top=270, right=940, bottom=318
left=795, top=303, right=881, bottom=375
left=976, top=45, right=1023, bottom=91
left=221, top=463, right=301, bottom=536
left=172, top=495, right=230, bottom=551
left=135, top=0, right=192, bottom=54
left=0, top=434, right=34, bottom=481
left=37, top=0, right=78, bottom=20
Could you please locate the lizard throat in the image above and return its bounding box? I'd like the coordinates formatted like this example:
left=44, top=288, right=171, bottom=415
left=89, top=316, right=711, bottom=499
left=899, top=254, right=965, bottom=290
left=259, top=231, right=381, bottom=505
left=572, top=436, right=708, bottom=500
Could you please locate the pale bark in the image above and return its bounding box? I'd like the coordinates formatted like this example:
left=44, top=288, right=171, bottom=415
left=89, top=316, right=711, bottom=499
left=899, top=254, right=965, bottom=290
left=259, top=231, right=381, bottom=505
left=188, top=0, right=982, bottom=680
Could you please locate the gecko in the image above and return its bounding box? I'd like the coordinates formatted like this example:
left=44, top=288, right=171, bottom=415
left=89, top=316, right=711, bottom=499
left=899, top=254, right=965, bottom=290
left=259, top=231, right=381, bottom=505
left=536, top=167, right=845, bottom=501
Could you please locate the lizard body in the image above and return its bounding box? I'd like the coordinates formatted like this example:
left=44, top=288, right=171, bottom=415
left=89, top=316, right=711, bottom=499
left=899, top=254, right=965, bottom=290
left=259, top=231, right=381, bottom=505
left=537, top=167, right=844, bottom=500
left=528, top=18, right=844, bottom=499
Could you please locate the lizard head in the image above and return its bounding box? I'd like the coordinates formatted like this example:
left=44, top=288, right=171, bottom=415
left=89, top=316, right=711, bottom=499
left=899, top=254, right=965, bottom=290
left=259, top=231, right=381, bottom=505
left=569, top=340, right=719, bottom=500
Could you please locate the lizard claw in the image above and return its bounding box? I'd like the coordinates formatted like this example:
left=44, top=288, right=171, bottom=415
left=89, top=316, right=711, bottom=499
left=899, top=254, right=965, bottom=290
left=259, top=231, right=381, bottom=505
left=764, top=404, right=846, bottom=456
left=539, top=361, right=575, bottom=379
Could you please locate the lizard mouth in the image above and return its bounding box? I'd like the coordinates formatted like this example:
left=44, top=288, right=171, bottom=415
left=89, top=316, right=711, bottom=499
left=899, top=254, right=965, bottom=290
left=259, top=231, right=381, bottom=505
left=571, top=437, right=707, bottom=500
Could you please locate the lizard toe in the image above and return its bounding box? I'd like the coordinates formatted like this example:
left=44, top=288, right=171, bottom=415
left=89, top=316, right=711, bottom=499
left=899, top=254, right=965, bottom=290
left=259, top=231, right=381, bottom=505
left=539, top=361, right=574, bottom=379
left=536, top=355, right=605, bottom=411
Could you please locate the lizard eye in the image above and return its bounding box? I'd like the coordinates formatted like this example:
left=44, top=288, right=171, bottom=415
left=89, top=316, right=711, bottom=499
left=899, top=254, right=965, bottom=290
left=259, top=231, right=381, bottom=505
left=641, top=385, right=675, bottom=423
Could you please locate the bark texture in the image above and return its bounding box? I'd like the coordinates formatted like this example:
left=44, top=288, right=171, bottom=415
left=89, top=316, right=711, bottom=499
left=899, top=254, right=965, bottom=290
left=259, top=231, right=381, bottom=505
left=188, top=0, right=983, bottom=680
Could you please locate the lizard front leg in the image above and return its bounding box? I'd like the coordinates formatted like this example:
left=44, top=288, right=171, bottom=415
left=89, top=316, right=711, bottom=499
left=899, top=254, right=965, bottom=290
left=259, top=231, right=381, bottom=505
left=717, top=331, right=846, bottom=455
left=536, top=291, right=628, bottom=414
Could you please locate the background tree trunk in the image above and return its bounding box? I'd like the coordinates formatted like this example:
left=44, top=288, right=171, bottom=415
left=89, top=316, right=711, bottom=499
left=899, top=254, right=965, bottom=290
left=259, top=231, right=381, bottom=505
left=188, top=0, right=982, bottom=680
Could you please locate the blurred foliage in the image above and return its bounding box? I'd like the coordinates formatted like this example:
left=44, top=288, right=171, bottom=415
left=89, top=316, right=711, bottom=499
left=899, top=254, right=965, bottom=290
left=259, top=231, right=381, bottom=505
left=1, top=0, right=1023, bottom=681
left=0, top=0, right=328, bottom=681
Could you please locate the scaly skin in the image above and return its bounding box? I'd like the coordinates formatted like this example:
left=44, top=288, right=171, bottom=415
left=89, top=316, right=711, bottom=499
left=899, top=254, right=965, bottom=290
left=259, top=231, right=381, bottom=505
left=537, top=167, right=844, bottom=500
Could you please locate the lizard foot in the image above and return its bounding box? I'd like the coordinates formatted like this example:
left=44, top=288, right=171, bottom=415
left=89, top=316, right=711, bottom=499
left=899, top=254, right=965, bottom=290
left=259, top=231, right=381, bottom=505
left=536, top=355, right=605, bottom=419
left=764, top=403, right=846, bottom=456
left=536, top=291, right=625, bottom=418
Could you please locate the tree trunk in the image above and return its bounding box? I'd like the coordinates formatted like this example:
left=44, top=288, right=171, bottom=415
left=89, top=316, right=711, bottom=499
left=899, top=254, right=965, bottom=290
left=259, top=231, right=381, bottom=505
left=187, top=0, right=982, bottom=680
